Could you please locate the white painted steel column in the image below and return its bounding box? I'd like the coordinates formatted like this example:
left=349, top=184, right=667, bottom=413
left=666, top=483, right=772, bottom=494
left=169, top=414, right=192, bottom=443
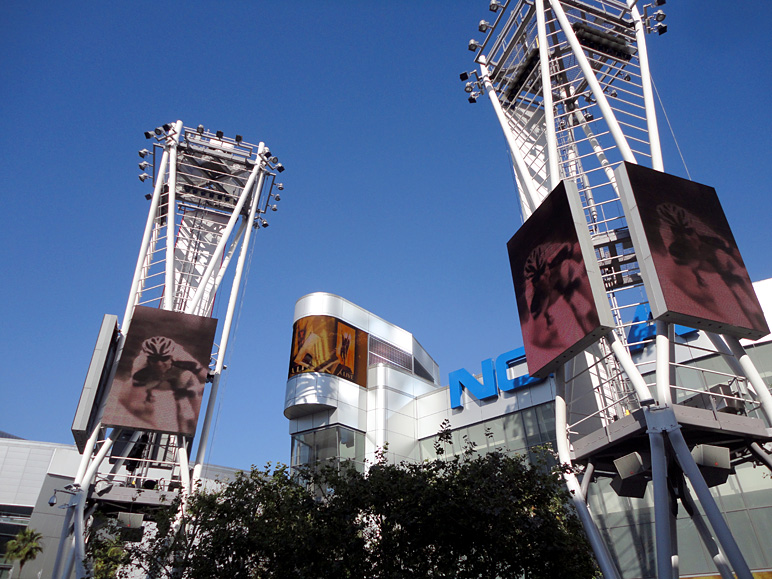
left=668, top=428, right=753, bottom=579
left=177, top=435, right=191, bottom=496
left=194, top=148, right=267, bottom=469
left=723, top=335, right=772, bottom=424
left=163, top=120, right=184, bottom=311
left=535, top=0, right=559, bottom=189
left=185, top=158, right=264, bottom=316
left=555, top=371, right=622, bottom=579
left=123, top=142, right=172, bottom=332
left=607, top=331, right=654, bottom=405
left=548, top=0, right=636, bottom=163
left=655, top=321, right=672, bottom=406
left=648, top=426, right=673, bottom=579
left=479, top=56, right=540, bottom=217
left=73, top=428, right=122, bottom=579
left=627, top=1, right=663, bottom=171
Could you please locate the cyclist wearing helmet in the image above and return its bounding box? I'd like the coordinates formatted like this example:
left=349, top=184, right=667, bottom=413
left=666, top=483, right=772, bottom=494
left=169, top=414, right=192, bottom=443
left=118, top=335, right=208, bottom=435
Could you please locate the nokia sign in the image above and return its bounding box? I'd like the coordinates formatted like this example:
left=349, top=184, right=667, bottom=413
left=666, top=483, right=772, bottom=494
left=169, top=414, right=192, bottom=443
left=449, top=347, right=545, bottom=409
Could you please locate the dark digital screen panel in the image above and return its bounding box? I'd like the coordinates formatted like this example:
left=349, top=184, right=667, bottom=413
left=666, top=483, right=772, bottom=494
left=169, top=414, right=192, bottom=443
left=288, top=315, right=369, bottom=387
left=508, top=181, right=615, bottom=378
left=102, top=306, right=217, bottom=437
left=617, top=162, right=768, bottom=340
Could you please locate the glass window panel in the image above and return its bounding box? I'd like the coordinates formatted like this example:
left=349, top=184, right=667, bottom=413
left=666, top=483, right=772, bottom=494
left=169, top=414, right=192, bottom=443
left=466, top=423, right=488, bottom=453
left=521, top=407, right=541, bottom=446
left=734, top=462, right=772, bottom=508
left=485, top=418, right=507, bottom=451
left=747, top=508, right=772, bottom=567
left=291, top=432, right=314, bottom=467
left=725, top=510, right=766, bottom=569
left=502, top=413, right=527, bottom=452
left=535, top=402, right=556, bottom=441
left=419, top=438, right=436, bottom=461
left=315, top=427, right=338, bottom=463
left=339, top=427, right=357, bottom=461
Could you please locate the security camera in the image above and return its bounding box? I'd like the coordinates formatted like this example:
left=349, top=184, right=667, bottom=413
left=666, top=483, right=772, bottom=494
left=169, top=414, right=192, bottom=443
left=48, top=494, right=58, bottom=507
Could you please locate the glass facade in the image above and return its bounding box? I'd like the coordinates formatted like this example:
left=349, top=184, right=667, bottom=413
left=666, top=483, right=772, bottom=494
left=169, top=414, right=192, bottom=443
left=291, top=425, right=366, bottom=472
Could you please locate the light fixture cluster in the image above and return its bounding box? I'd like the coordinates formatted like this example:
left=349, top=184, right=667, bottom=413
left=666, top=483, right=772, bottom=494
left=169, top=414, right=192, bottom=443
left=643, top=0, right=667, bottom=35
left=459, top=70, right=484, bottom=104
left=143, top=122, right=177, bottom=141
left=256, top=179, right=286, bottom=229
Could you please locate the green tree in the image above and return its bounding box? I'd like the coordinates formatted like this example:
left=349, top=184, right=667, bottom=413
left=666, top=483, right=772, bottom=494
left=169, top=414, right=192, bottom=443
left=3, top=527, right=43, bottom=576
left=109, top=452, right=596, bottom=578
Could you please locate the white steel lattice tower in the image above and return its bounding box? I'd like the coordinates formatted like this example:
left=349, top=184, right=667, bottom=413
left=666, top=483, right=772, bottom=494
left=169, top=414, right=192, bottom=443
left=466, top=2, right=772, bottom=578
left=57, top=122, right=285, bottom=579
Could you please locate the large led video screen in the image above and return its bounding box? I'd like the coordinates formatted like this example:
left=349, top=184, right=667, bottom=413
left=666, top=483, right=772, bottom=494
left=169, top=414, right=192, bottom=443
left=616, top=162, right=768, bottom=340
left=288, top=315, right=368, bottom=387
left=102, top=306, right=217, bottom=437
left=507, top=181, right=615, bottom=378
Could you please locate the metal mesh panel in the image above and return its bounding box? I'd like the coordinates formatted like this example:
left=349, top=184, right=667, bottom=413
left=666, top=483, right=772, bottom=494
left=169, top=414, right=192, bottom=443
left=368, top=336, right=413, bottom=373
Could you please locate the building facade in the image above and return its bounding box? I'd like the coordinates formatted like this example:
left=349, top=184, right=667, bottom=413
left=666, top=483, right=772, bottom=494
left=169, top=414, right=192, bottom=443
left=285, top=288, right=772, bottom=579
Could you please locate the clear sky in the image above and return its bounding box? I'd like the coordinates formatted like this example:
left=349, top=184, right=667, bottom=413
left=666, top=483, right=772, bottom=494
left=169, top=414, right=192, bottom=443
left=2, top=2, right=771, bottom=471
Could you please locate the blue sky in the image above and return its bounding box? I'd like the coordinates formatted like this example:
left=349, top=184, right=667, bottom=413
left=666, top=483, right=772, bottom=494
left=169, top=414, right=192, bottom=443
left=2, top=2, right=771, bottom=470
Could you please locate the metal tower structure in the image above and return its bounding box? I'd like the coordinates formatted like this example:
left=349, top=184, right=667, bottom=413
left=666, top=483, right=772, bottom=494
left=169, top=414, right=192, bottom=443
left=57, top=121, right=285, bottom=579
left=465, top=2, right=772, bottom=578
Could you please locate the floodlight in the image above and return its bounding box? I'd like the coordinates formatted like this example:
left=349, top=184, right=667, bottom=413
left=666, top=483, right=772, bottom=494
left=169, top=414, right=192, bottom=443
left=138, top=149, right=150, bottom=158
left=276, top=163, right=285, bottom=173
left=489, top=0, right=503, bottom=12
left=585, top=113, right=594, bottom=121
left=139, top=173, right=151, bottom=182
left=197, top=125, right=205, bottom=134
left=654, top=0, right=666, bottom=5
left=276, top=183, right=284, bottom=191
left=216, top=130, right=224, bottom=139
left=154, top=127, right=164, bottom=135
left=478, top=20, right=491, bottom=33
left=270, top=204, right=278, bottom=212
left=261, top=219, right=269, bottom=227
left=653, top=10, right=666, bottom=21
left=235, top=134, right=243, bottom=143
left=468, top=95, right=477, bottom=104
left=145, top=193, right=152, bottom=200
left=162, top=123, right=172, bottom=132
left=274, top=194, right=281, bottom=201
left=269, top=156, right=279, bottom=164
left=144, top=131, right=154, bottom=139
left=459, top=72, right=470, bottom=81
left=263, top=148, right=271, bottom=158
left=656, top=23, right=667, bottom=34
left=465, top=82, right=474, bottom=93
left=138, top=161, right=150, bottom=170
left=468, top=39, right=482, bottom=51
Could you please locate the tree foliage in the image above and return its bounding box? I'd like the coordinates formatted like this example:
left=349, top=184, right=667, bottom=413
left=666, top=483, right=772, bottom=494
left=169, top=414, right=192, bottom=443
left=102, top=449, right=596, bottom=579
left=3, top=527, right=43, bottom=575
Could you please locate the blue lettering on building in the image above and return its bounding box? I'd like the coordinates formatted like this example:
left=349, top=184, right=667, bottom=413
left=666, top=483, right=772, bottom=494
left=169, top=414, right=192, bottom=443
left=449, top=347, right=544, bottom=409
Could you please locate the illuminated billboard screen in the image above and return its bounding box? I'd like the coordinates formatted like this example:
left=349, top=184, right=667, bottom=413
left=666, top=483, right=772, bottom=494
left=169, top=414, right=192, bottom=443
left=288, top=315, right=368, bottom=387
left=102, top=306, right=217, bottom=437
left=507, top=181, right=615, bottom=378
left=616, top=162, right=768, bottom=339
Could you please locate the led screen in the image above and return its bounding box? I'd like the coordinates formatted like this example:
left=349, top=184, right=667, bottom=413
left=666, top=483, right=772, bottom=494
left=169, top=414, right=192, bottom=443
left=102, top=306, right=217, bottom=437
left=616, top=162, right=768, bottom=339
left=507, top=181, right=615, bottom=378
left=288, top=315, right=368, bottom=387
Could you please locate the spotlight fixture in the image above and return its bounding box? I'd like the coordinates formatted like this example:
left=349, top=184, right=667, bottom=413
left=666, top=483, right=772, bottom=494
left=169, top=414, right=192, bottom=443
left=585, top=113, right=594, bottom=121
left=656, top=23, right=667, bottom=34
left=273, top=194, right=281, bottom=201
left=478, top=20, right=491, bottom=33
left=144, top=131, right=154, bottom=139
left=653, top=0, right=666, bottom=5
left=138, top=149, right=150, bottom=158
left=468, top=39, right=482, bottom=52
left=465, top=82, right=474, bottom=93
left=139, top=173, right=151, bottom=182
left=269, top=156, right=279, bottom=164
left=261, top=219, right=269, bottom=228
left=154, top=127, right=164, bottom=136
left=162, top=123, right=172, bottom=132
left=145, top=193, right=152, bottom=200
left=276, top=163, right=285, bottom=173
left=138, top=161, right=150, bottom=170
left=197, top=125, right=205, bottom=134
left=270, top=204, right=278, bottom=212
left=653, top=9, right=666, bottom=21
left=489, top=0, right=503, bottom=12
left=459, top=71, right=470, bottom=81
left=263, top=148, right=271, bottom=157
left=276, top=183, right=284, bottom=191
left=624, top=74, right=631, bottom=81
left=235, top=134, right=243, bottom=144
left=216, top=130, right=224, bottom=139
left=468, top=94, right=478, bottom=104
